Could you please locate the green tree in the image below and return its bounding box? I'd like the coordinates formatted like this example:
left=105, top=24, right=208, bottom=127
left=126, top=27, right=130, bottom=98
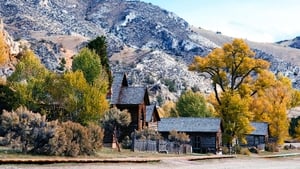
left=45, top=71, right=109, bottom=125
left=189, top=39, right=270, bottom=145
left=72, top=48, right=101, bottom=85
left=176, top=90, right=212, bottom=117
left=102, top=107, right=131, bottom=152
left=7, top=50, right=50, bottom=112
left=87, top=36, right=112, bottom=86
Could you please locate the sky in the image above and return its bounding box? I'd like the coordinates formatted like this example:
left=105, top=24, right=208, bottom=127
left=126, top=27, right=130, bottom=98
left=142, top=0, right=300, bottom=43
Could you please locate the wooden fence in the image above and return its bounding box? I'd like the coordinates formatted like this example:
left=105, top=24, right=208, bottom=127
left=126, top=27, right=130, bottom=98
left=133, top=139, right=192, bottom=154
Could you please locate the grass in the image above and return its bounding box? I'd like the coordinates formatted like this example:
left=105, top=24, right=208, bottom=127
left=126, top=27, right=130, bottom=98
left=1, top=145, right=299, bottom=161
left=0, top=146, right=192, bottom=160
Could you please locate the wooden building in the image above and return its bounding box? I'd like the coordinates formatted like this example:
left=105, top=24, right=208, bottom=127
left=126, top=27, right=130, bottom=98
left=244, top=122, right=269, bottom=148
left=158, top=117, right=222, bottom=153
left=104, top=72, right=159, bottom=146
left=146, top=104, right=160, bottom=130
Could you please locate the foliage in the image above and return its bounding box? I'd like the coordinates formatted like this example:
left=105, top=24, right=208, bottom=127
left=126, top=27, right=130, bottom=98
left=102, top=107, right=131, bottom=152
left=9, top=50, right=49, bottom=82
left=189, top=38, right=294, bottom=145
left=7, top=50, right=50, bottom=112
left=133, top=127, right=161, bottom=141
left=159, top=100, right=177, bottom=117
left=4, top=49, right=109, bottom=125
left=72, top=48, right=102, bottom=85
left=175, top=90, right=212, bottom=117
left=121, top=136, right=132, bottom=149
left=216, top=91, right=253, bottom=144
left=163, top=78, right=176, bottom=92
left=0, top=106, right=47, bottom=153
left=189, top=39, right=270, bottom=105
left=240, top=147, right=251, bottom=155
left=86, top=36, right=112, bottom=87
left=168, top=130, right=190, bottom=143
left=0, top=31, right=9, bottom=66
left=0, top=107, right=104, bottom=156
left=45, top=71, right=109, bottom=124
left=251, top=74, right=292, bottom=144
left=189, top=39, right=269, bottom=144
left=0, top=84, right=18, bottom=111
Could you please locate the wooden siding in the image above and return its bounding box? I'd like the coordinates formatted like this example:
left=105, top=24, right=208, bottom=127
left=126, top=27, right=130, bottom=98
left=245, top=135, right=267, bottom=147
left=160, top=131, right=221, bottom=154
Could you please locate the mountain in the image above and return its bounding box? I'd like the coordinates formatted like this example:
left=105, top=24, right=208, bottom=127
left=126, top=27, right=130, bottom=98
left=2, top=0, right=300, bottom=103
left=277, top=36, right=300, bottom=49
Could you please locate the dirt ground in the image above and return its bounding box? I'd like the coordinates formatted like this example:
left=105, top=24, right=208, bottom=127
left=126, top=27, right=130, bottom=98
left=1, top=156, right=300, bottom=169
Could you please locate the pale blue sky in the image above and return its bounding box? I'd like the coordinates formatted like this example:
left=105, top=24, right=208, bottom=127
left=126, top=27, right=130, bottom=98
left=142, top=0, right=300, bottom=42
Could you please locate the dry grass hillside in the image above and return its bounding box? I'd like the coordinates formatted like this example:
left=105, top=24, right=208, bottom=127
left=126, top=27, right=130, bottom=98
left=192, top=26, right=300, bottom=66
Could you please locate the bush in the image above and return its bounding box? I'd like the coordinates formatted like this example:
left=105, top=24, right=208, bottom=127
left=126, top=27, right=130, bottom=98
left=0, top=107, right=104, bottom=157
left=240, top=147, right=251, bottom=155
left=168, top=130, right=190, bottom=143
left=222, top=146, right=229, bottom=154
left=265, top=143, right=279, bottom=152
left=121, top=136, right=132, bottom=149
left=232, top=145, right=241, bottom=154
left=134, top=128, right=161, bottom=141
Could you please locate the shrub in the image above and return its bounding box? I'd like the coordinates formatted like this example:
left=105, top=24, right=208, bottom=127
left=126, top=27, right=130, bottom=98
left=133, top=128, right=161, bottom=141
left=87, top=123, right=104, bottom=150
left=232, top=145, right=241, bottom=154
left=222, top=146, right=229, bottom=154
left=121, top=136, right=132, bottom=149
left=265, top=143, right=279, bottom=152
left=240, top=147, right=251, bottom=155
left=0, top=107, right=104, bottom=157
left=168, top=130, right=190, bottom=143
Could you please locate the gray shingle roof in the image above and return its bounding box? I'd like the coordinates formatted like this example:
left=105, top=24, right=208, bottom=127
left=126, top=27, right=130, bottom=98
left=146, top=105, right=155, bottom=122
left=158, top=117, right=221, bottom=132
left=118, top=87, right=146, bottom=104
left=111, top=72, right=128, bottom=104
left=251, top=122, right=268, bottom=136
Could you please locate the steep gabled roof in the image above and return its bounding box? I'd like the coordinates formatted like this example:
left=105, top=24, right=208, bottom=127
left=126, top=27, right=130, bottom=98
left=158, top=117, right=221, bottom=132
left=146, top=105, right=155, bottom=122
left=250, top=122, right=269, bottom=136
left=146, top=104, right=160, bottom=122
left=111, top=72, right=128, bottom=104
left=118, top=87, right=148, bottom=104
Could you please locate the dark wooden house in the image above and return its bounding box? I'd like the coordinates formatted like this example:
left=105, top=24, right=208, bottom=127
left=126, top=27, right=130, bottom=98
left=245, top=122, right=269, bottom=148
left=146, top=104, right=160, bottom=130
left=158, top=117, right=222, bottom=153
left=104, top=72, right=158, bottom=146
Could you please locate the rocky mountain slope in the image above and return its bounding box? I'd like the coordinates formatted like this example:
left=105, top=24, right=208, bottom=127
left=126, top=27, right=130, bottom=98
left=1, top=0, right=300, bottom=103
left=277, top=36, right=300, bottom=49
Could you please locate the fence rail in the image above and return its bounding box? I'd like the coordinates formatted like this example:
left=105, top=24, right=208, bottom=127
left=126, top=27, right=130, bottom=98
left=133, top=139, right=192, bottom=154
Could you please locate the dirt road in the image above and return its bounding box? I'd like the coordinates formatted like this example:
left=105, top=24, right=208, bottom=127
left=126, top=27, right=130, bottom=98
left=1, top=157, right=300, bottom=169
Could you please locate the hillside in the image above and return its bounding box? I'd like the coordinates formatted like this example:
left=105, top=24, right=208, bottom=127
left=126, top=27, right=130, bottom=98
left=2, top=0, right=300, bottom=102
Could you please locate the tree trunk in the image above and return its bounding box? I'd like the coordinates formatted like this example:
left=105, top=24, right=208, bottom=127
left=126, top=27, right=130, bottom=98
left=113, top=127, right=121, bottom=152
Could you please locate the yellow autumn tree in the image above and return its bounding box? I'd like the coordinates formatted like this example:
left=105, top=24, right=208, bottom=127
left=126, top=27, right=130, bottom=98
left=251, top=74, right=293, bottom=144
left=0, top=31, right=9, bottom=66
left=160, top=100, right=177, bottom=117
left=189, top=39, right=270, bottom=145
